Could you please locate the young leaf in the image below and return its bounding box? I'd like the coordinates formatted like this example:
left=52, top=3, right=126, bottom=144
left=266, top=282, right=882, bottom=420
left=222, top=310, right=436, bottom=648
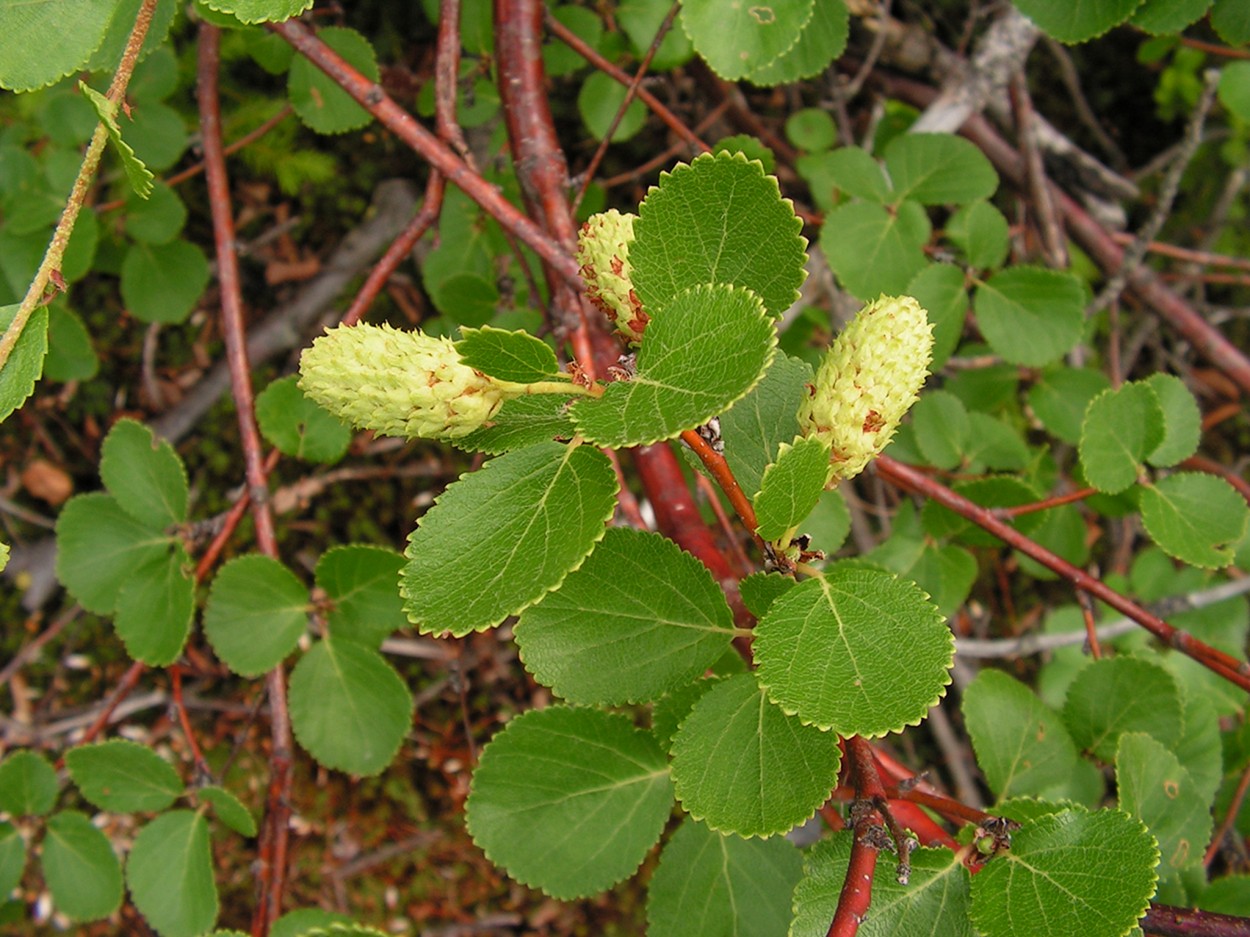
left=200, top=0, right=313, bottom=24
left=646, top=817, right=803, bottom=937
left=287, top=26, right=377, bottom=134
left=453, top=326, right=560, bottom=383
left=884, top=134, right=998, bottom=206
left=402, top=441, right=617, bottom=635
left=968, top=806, right=1158, bottom=937
left=255, top=375, right=353, bottom=464
left=1140, top=473, right=1249, bottom=568
left=571, top=283, right=775, bottom=447
left=41, top=811, right=123, bottom=922
left=962, top=670, right=1081, bottom=802
left=203, top=555, right=309, bottom=677
left=680, top=0, right=813, bottom=81
left=197, top=786, right=257, bottom=837
left=719, top=353, right=812, bottom=498
left=465, top=707, right=673, bottom=899
left=120, top=239, right=210, bottom=324
left=821, top=201, right=930, bottom=299
left=791, top=833, right=975, bottom=937
left=1116, top=732, right=1213, bottom=885
left=0, top=2, right=115, bottom=92
left=630, top=151, right=808, bottom=317
left=670, top=673, right=842, bottom=837
left=0, top=821, right=25, bottom=898
left=973, top=266, right=1084, bottom=366
left=78, top=83, right=154, bottom=198
left=0, top=303, right=48, bottom=424
left=65, top=740, right=182, bottom=813
left=1010, top=0, right=1142, bottom=42
left=451, top=393, right=577, bottom=454
left=54, top=493, right=172, bottom=614
left=0, top=750, right=58, bottom=817
left=746, top=0, right=850, bottom=86
left=1143, top=374, right=1201, bottom=467
left=315, top=545, right=407, bottom=649
left=514, top=527, right=737, bottom=705
left=127, top=810, right=218, bottom=937
left=754, top=568, right=953, bottom=737
left=753, top=436, right=830, bottom=542
left=1062, top=656, right=1184, bottom=762
left=99, top=419, right=188, bottom=529
left=289, top=638, right=412, bottom=776
left=1079, top=382, right=1165, bottom=494
left=113, top=548, right=194, bottom=666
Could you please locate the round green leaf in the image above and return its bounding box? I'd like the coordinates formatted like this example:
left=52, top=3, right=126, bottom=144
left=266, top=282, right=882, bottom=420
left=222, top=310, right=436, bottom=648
left=428, top=272, right=498, bottom=325
left=515, top=527, right=737, bottom=704
left=45, top=303, right=98, bottom=382
left=631, top=151, right=808, bottom=318
left=670, top=673, right=842, bottom=837
left=1011, top=0, right=1143, bottom=42
left=973, top=266, right=1084, bottom=366
left=792, top=832, right=976, bottom=937
left=99, top=418, right=188, bottom=529
left=544, top=5, right=604, bottom=76
left=911, top=390, right=971, bottom=470
left=204, top=555, right=309, bottom=677
left=0, top=0, right=115, bottom=92
left=681, top=0, right=813, bottom=80
left=753, top=436, right=831, bottom=542
left=115, top=547, right=194, bottom=666
left=647, top=817, right=803, bottom=937
left=1132, top=0, right=1213, bottom=34
left=969, top=806, right=1158, bottom=937
left=197, top=786, right=257, bottom=837
left=885, top=134, right=998, bottom=206
left=200, top=0, right=312, bottom=24
left=1028, top=367, right=1111, bottom=446
left=754, top=568, right=953, bottom=737
left=0, top=303, right=48, bottom=424
left=746, top=0, right=849, bottom=85
left=0, top=750, right=58, bottom=817
left=126, top=810, right=218, bottom=937
left=54, top=493, right=173, bottom=614
left=289, top=638, right=412, bottom=776
left=255, top=375, right=352, bottom=464
left=572, top=283, right=776, bottom=447
left=271, top=909, right=353, bottom=937
left=42, top=811, right=123, bottom=922
left=453, top=326, right=560, bottom=384
left=120, top=240, right=210, bottom=324
left=819, top=146, right=892, bottom=202
left=577, top=71, right=648, bottom=142
left=1140, top=473, right=1249, bottom=568
left=288, top=27, right=378, bottom=134
left=124, top=181, right=187, bottom=245
left=65, top=740, right=182, bottom=813
left=0, top=821, right=25, bottom=898
left=906, top=262, right=967, bottom=370
left=1213, top=0, right=1250, bottom=43
left=465, top=707, right=673, bottom=899
left=1079, top=382, right=1165, bottom=495
left=821, top=201, right=930, bottom=300
left=618, top=0, right=693, bottom=70
left=124, top=100, right=187, bottom=172
left=785, top=108, right=837, bottom=152
left=946, top=200, right=1010, bottom=269
left=315, top=545, right=407, bottom=649
left=1062, top=656, right=1184, bottom=762
left=1143, top=373, right=1200, bottom=467
left=401, top=442, right=617, bottom=636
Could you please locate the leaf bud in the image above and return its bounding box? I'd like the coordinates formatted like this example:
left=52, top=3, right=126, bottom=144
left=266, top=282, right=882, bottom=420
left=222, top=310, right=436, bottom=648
left=298, top=323, right=522, bottom=439
left=576, top=209, right=649, bottom=343
left=799, top=294, right=933, bottom=483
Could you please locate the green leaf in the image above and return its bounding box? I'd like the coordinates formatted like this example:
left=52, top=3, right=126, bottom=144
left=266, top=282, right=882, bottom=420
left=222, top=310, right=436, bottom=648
left=126, top=811, right=218, bottom=937
left=670, top=673, right=841, bottom=837
left=255, top=375, right=353, bottom=464
left=785, top=109, right=837, bottom=152
left=120, top=240, right=210, bottom=324
left=906, top=262, right=968, bottom=369
left=515, top=527, right=736, bottom=704
left=465, top=707, right=673, bottom=899
left=946, top=200, right=1010, bottom=269
left=124, top=182, right=187, bottom=245
left=719, top=353, right=812, bottom=498
left=1175, top=695, right=1224, bottom=804
left=1132, top=0, right=1212, bottom=34
left=453, top=326, right=560, bottom=383
left=1143, top=374, right=1200, bottom=467
left=1140, top=473, right=1249, bottom=568
left=821, top=201, right=930, bottom=299
left=271, top=909, right=354, bottom=937
left=681, top=0, right=813, bottom=80
left=0, top=303, right=48, bottom=423
left=1116, top=732, right=1212, bottom=884
left=289, top=638, right=412, bottom=776
left=577, top=71, right=648, bottom=142
left=78, top=82, right=154, bottom=198
left=1212, top=0, right=1250, bottom=43
left=646, top=817, right=803, bottom=937
left=402, top=442, right=616, bottom=635
left=1028, top=367, right=1111, bottom=446
left=1010, top=0, right=1143, bottom=42
left=963, top=670, right=1082, bottom=802
left=965, top=412, right=1030, bottom=472
left=745, top=0, right=849, bottom=85
left=802, top=488, right=851, bottom=556
left=753, top=436, right=830, bottom=542
left=45, top=304, right=98, bottom=382
left=65, top=740, right=182, bottom=813
left=197, top=786, right=257, bottom=837
left=973, top=266, right=1084, bottom=366
left=200, top=0, right=312, bottom=24
left=631, top=151, right=808, bottom=318
left=315, top=545, right=407, bottom=649
left=792, top=832, right=976, bottom=937
left=0, top=750, right=58, bottom=816
left=204, top=555, right=309, bottom=677
left=754, top=568, right=953, bottom=737
left=54, top=493, right=172, bottom=614
left=42, top=811, right=123, bottom=922
left=114, top=548, right=194, bottom=666
left=820, top=146, right=892, bottom=202
left=572, top=284, right=775, bottom=447
left=912, top=390, right=971, bottom=470
left=885, top=134, right=998, bottom=205
left=0, top=822, right=25, bottom=898
left=968, top=806, right=1158, bottom=937
left=1079, top=382, right=1165, bottom=494
left=0, top=0, right=115, bottom=92
left=288, top=27, right=377, bottom=134
left=1062, top=656, right=1184, bottom=762
left=86, top=0, right=179, bottom=74
left=123, top=100, right=188, bottom=172
left=99, top=418, right=188, bottom=529
left=922, top=476, right=1045, bottom=548
left=740, top=573, right=797, bottom=619
left=452, top=393, right=577, bottom=454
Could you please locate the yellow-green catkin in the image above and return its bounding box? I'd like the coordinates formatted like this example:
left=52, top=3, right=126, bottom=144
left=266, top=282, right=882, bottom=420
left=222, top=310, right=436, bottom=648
left=799, top=295, right=933, bottom=483
left=576, top=209, right=649, bottom=343
left=298, top=323, right=524, bottom=439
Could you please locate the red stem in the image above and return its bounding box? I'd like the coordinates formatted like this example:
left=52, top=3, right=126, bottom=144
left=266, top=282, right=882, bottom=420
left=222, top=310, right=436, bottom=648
left=828, top=737, right=888, bottom=937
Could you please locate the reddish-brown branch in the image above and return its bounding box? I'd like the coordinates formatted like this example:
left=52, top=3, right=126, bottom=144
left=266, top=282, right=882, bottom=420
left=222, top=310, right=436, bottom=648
left=1205, top=759, right=1250, bottom=868
left=876, top=456, right=1250, bottom=692
left=170, top=666, right=211, bottom=777
left=829, top=737, right=889, bottom=937
left=681, top=429, right=760, bottom=539
left=1142, top=905, right=1250, bottom=937
left=995, top=485, right=1097, bottom=517
left=71, top=660, right=146, bottom=752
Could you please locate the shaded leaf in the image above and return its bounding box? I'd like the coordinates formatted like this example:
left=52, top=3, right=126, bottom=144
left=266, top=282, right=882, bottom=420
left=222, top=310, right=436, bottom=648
left=126, top=811, right=218, bottom=937
left=65, top=740, right=182, bottom=813
left=204, top=555, right=308, bottom=677
left=42, top=811, right=123, bottom=922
